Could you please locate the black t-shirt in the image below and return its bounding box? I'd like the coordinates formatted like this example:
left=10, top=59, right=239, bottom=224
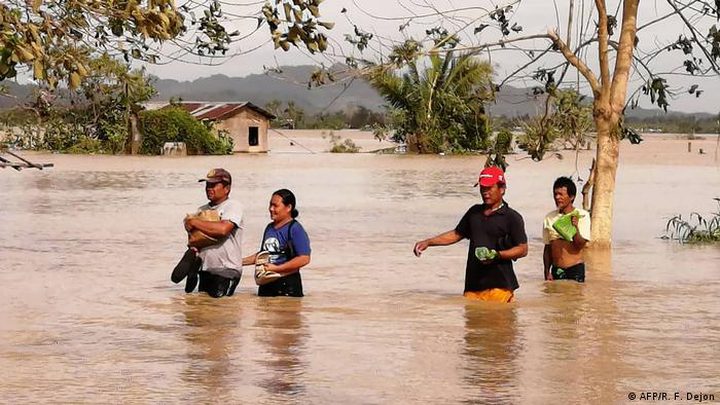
left=455, top=202, right=527, bottom=292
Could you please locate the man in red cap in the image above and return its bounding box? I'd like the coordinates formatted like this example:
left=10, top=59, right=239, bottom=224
left=413, top=166, right=528, bottom=302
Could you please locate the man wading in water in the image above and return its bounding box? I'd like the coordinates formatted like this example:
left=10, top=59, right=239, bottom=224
left=413, top=166, right=528, bottom=303
left=172, top=168, right=244, bottom=298
left=542, top=176, right=591, bottom=282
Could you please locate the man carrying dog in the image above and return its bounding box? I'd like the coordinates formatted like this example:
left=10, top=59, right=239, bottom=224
left=173, top=168, right=244, bottom=298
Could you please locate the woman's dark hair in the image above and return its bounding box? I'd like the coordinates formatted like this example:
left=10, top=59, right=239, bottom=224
left=553, top=176, right=577, bottom=197
left=273, top=188, right=299, bottom=218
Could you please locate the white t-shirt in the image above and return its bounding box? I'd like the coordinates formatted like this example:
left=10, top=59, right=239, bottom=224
left=542, top=207, right=591, bottom=244
left=196, top=199, right=244, bottom=272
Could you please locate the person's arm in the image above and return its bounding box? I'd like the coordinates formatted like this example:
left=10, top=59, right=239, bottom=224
left=413, top=230, right=463, bottom=257
left=543, top=244, right=553, bottom=280
left=497, top=243, right=528, bottom=261
left=242, top=252, right=259, bottom=266
left=185, top=217, right=235, bottom=239
left=493, top=211, right=528, bottom=263
left=265, top=255, right=311, bottom=274
left=570, top=216, right=588, bottom=249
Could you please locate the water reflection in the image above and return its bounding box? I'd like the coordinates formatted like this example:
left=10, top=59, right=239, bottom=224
left=254, top=299, right=307, bottom=399
left=179, top=295, right=242, bottom=400
left=462, top=303, right=520, bottom=403
left=535, top=247, right=622, bottom=402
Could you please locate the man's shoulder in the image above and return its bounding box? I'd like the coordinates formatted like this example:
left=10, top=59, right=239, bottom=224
left=576, top=208, right=590, bottom=218
left=461, top=204, right=485, bottom=216
left=215, top=199, right=243, bottom=211
left=544, top=209, right=560, bottom=220
left=501, top=203, right=525, bottom=219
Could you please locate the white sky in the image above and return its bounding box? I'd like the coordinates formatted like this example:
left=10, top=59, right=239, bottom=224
left=145, top=0, right=720, bottom=114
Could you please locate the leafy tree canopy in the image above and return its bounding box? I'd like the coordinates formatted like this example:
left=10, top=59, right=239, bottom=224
left=0, top=0, right=332, bottom=89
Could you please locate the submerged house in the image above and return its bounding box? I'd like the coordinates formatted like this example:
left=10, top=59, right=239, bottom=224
left=169, top=101, right=275, bottom=153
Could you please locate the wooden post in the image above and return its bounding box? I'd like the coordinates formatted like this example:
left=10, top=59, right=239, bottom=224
left=688, top=141, right=691, bottom=153
left=129, top=112, right=140, bottom=155
left=581, top=158, right=596, bottom=211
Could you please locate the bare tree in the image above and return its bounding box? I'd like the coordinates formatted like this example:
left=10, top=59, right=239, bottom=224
left=337, top=0, right=719, bottom=246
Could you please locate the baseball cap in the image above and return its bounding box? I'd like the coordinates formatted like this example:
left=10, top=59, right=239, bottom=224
left=198, top=168, right=232, bottom=185
left=474, top=166, right=506, bottom=187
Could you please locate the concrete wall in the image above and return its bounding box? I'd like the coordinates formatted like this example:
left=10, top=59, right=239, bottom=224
left=214, top=109, right=270, bottom=153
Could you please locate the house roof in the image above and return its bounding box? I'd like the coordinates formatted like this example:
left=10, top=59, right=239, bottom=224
left=162, top=101, right=276, bottom=121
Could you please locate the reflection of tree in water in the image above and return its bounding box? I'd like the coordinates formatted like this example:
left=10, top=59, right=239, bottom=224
left=254, top=298, right=308, bottom=399
left=180, top=296, right=242, bottom=401
left=461, top=304, right=521, bottom=404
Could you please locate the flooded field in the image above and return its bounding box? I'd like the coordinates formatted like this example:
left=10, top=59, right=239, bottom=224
left=1, top=134, right=719, bottom=403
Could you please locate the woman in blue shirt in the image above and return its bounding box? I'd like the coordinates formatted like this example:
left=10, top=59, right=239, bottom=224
left=243, top=189, right=311, bottom=297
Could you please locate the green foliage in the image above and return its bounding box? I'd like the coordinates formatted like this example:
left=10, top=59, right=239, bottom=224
left=663, top=199, right=720, bottom=243
left=139, top=107, right=232, bottom=155
left=265, top=100, right=386, bottom=130
left=325, top=131, right=360, bottom=153
left=493, top=128, right=514, bottom=155
left=1, top=0, right=330, bottom=89
left=0, top=54, right=155, bottom=154
left=366, top=42, right=494, bottom=154
left=624, top=113, right=719, bottom=134
left=553, top=89, right=594, bottom=150
left=516, top=89, right=597, bottom=160
left=517, top=115, right=559, bottom=161
left=485, top=128, right=513, bottom=170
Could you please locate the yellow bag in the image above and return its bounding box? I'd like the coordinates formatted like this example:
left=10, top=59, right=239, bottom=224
left=186, top=210, right=221, bottom=248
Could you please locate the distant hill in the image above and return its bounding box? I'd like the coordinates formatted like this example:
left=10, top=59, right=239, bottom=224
left=151, top=65, right=385, bottom=114
left=0, top=81, right=35, bottom=109
left=1, top=65, right=716, bottom=121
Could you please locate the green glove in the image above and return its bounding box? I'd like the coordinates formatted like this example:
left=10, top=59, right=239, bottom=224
left=475, top=246, right=498, bottom=261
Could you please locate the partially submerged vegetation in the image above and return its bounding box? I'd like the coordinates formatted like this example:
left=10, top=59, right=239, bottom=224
left=0, top=54, right=232, bottom=155
left=324, top=131, right=360, bottom=153
left=663, top=199, right=720, bottom=243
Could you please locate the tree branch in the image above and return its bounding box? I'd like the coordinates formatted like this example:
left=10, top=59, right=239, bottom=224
left=547, top=29, right=602, bottom=97
left=433, top=34, right=553, bottom=54
left=610, top=0, right=640, bottom=110
left=594, top=0, right=611, bottom=101
left=665, top=0, right=720, bottom=74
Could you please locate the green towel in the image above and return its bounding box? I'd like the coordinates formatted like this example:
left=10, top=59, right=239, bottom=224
left=474, top=247, right=498, bottom=261
left=552, top=210, right=582, bottom=241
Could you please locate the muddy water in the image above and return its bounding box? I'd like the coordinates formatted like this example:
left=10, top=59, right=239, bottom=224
left=0, top=150, right=718, bottom=403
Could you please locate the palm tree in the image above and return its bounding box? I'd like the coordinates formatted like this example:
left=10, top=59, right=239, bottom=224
left=366, top=41, right=494, bottom=153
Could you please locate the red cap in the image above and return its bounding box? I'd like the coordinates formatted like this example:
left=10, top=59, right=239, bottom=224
left=474, top=166, right=506, bottom=187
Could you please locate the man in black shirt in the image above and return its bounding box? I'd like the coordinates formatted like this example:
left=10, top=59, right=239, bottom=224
left=413, top=166, right=528, bottom=302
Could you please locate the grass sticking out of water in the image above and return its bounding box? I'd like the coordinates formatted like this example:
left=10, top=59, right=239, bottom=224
left=663, top=198, right=720, bottom=243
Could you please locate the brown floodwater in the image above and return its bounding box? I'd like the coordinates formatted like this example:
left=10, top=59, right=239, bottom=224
left=1, top=147, right=718, bottom=403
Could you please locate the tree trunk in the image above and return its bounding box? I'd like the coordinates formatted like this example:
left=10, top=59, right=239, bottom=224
left=128, top=112, right=141, bottom=155
left=590, top=113, right=620, bottom=246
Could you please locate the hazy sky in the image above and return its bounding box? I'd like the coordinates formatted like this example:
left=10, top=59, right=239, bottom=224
left=145, top=0, right=720, bottom=114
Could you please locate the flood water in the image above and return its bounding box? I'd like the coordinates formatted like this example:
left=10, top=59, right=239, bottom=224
left=1, top=149, right=719, bottom=403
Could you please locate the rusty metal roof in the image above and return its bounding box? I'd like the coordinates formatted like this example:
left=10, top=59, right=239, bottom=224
left=167, top=102, right=276, bottom=120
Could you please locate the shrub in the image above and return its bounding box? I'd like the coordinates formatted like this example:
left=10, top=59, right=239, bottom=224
left=325, top=131, right=360, bottom=153
left=139, top=107, right=232, bottom=155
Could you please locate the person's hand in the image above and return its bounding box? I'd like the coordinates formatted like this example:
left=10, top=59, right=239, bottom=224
left=413, top=240, right=428, bottom=257
left=264, top=263, right=280, bottom=272
left=184, top=215, right=195, bottom=231
left=570, top=215, right=579, bottom=229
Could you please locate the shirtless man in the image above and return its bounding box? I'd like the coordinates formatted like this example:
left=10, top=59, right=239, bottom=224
left=542, top=177, right=591, bottom=283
